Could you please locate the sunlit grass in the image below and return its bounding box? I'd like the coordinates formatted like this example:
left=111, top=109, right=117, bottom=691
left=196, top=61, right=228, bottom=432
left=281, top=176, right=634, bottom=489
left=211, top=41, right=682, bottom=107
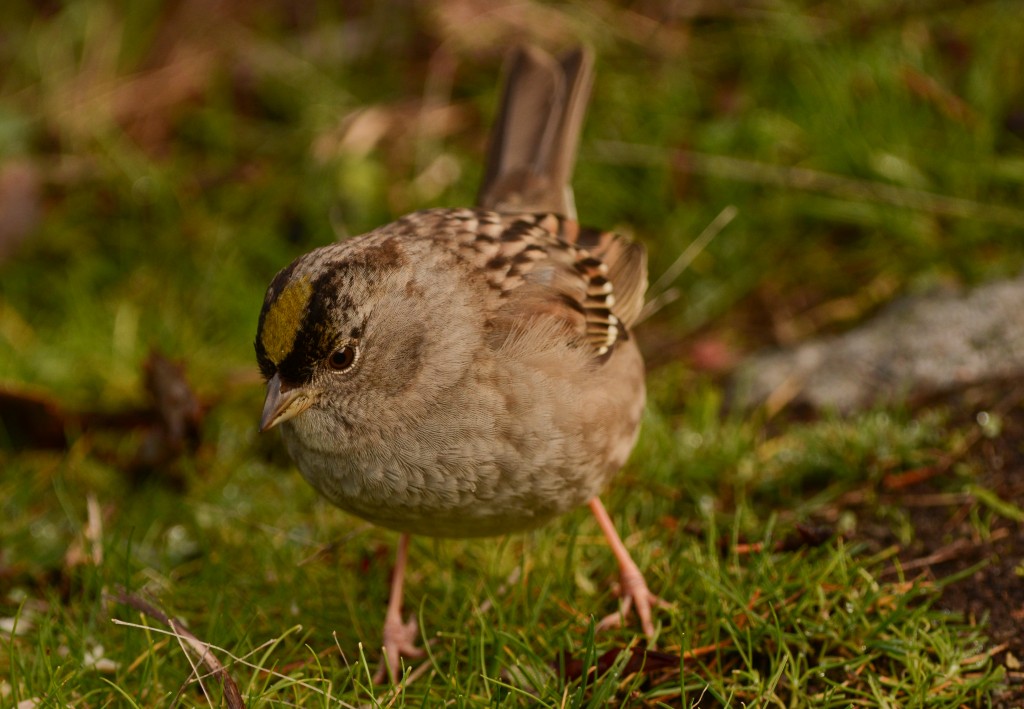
left=2, top=0, right=1022, bottom=705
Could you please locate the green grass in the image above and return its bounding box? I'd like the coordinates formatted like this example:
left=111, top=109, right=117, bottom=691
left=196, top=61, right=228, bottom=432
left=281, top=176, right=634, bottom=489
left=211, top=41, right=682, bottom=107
left=2, top=0, right=1023, bottom=706
left=1, top=381, right=1007, bottom=706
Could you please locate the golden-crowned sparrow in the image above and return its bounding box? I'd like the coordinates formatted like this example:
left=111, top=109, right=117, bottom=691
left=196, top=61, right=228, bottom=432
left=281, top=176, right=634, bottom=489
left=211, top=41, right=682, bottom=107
left=256, top=45, right=664, bottom=681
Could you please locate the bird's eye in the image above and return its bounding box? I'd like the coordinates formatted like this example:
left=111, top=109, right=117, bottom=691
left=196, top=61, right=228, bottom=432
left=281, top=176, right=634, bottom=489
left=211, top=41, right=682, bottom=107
left=328, top=345, right=357, bottom=372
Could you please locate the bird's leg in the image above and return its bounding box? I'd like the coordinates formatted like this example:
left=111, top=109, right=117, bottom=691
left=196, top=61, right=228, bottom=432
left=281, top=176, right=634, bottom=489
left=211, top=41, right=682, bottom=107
left=589, top=497, right=669, bottom=642
left=373, top=533, right=424, bottom=683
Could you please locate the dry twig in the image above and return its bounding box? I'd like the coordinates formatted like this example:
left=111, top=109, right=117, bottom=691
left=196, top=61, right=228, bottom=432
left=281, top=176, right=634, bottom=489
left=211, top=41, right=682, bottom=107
left=107, top=588, right=245, bottom=709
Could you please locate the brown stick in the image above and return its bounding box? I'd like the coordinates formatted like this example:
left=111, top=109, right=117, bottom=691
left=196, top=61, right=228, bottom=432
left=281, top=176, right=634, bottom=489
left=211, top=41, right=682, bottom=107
left=107, top=587, right=245, bottom=709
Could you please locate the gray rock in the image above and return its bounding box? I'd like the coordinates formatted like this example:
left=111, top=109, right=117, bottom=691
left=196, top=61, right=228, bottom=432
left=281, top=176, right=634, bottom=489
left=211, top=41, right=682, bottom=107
left=732, top=277, right=1024, bottom=412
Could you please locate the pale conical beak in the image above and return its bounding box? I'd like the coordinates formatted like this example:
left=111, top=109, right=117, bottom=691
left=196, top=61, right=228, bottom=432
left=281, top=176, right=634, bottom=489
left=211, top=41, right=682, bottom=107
left=260, top=373, right=314, bottom=432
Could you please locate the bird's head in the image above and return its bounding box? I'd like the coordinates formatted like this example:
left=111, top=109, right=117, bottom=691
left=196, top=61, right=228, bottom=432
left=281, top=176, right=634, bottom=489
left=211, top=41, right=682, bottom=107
left=254, top=238, right=432, bottom=436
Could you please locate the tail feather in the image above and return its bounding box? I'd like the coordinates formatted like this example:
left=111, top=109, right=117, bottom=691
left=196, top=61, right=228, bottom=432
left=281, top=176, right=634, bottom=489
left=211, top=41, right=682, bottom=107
left=477, top=46, right=594, bottom=219
left=575, top=227, right=648, bottom=327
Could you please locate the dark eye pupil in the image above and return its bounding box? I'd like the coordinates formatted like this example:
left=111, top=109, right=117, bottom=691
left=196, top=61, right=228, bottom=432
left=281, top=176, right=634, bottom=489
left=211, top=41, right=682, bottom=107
left=329, top=346, right=355, bottom=371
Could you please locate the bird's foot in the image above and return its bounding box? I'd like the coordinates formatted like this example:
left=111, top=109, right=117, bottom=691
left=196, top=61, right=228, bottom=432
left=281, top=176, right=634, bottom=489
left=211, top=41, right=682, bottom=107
left=588, top=498, right=670, bottom=643
left=596, top=562, right=672, bottom=640
left=373, top=612, right=424, bottom=684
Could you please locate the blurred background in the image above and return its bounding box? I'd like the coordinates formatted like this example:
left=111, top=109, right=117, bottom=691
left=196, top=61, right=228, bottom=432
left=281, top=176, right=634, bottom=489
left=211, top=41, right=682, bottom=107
left=2, top=0, right=1023, bottom=399
left=3, top=0, right=1024, bottom=705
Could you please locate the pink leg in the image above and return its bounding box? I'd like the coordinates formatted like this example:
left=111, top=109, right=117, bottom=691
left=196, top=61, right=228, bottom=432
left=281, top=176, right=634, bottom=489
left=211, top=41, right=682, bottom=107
left=589, top=497, right=669, bottom=642
left=373, top=533, right=424, bottom=683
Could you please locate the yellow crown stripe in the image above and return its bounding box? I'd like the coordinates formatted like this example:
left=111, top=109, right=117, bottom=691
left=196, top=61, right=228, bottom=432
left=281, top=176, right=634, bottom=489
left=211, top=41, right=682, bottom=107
left=261, top=276, right=313, bottom=363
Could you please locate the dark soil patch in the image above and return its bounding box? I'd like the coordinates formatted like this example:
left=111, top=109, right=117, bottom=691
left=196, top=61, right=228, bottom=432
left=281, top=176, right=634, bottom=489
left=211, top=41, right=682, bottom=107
left=855, top=381, right=1024, bottom=706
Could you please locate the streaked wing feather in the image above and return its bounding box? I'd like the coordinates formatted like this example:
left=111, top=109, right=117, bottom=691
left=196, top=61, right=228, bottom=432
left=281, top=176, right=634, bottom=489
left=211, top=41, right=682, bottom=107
left=396, top=209, right=644, bottom=358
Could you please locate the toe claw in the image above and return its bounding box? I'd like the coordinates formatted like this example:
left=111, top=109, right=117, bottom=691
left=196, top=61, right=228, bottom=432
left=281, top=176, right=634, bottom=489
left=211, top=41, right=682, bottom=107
left=597, top=584, right=670, bottom=640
